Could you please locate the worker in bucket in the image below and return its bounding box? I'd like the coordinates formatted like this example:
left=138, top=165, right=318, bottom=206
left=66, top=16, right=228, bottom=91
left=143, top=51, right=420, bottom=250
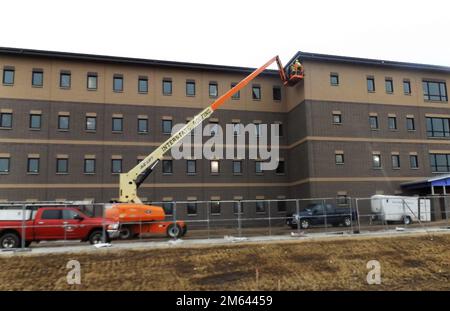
left=290, top=59, right=304, bottom=77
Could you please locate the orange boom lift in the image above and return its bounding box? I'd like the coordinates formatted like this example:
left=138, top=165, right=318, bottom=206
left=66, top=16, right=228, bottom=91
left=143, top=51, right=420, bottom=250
left=105, top=56, right=304, bottom=239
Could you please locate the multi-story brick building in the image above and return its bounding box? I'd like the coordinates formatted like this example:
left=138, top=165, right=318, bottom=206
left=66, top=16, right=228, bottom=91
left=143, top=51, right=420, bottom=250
left=0, top=48, right=449, bottom=209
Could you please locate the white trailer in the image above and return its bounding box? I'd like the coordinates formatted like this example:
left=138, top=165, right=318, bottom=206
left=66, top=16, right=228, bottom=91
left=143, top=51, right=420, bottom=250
left=370, top=195, right=431, bottom=224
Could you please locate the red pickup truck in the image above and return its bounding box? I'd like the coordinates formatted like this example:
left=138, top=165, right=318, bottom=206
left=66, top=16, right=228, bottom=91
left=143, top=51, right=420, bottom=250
left=0, top=207, right=120, bottom=249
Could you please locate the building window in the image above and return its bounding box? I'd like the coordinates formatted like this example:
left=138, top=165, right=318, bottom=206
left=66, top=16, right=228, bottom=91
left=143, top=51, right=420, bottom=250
left=210, top=160, right=220, bottom=174
left=337, top=195, right=350, bottom=206
left=231, top=83, right=240, bottom=99
left=86, top=117, right=97, bottom=131
left=29, top=114, right=41, bottom=129
left=2, top=68, right=14, bottom=85
left=423, top=81, right=447, bottom=102
left=60, top=72, right=71, bottom=88
left=56, top=158, right=68, bottom=174
left=138, top=77, right=148, bottom=93
left=388, top=117, right=397, bottom=130
left=113, top=75, right=123, bottom=92
left=87, top=73, right=98, bottom=90
left=27, top=158, right=40, bottom=174
left=277, top=201, right=287, bottom=212
left=369, top=116, right=379, bottom=129
left=430, top=154, right=450, bottom=172
left=162, top=160, right=173, bottom=174
left=138, top=118, right=148, bottom=133
left=84, top=159, right=96, bottom=174
left=162, top=119, right=172, bottom=134
left=32, top=70, right=43, bottom=87
left=186, top=80, right=196, bottom=96
left=367, top=77, right=375, bottom=92
left=391, top=155, right=400, bottom=169
left=58, top=115, right=70, bottom=130
left=186, top=160, right=196, bottom=174
left=403, top=80, right=411, bottom=95
left=273, top=86, right=282, bottom=100
left=187, top=202, right=197, bottom=216
left=209, top=82, right=218, bottom=98
left=372, top=154, right=381, bottom=168
left=410, top=155, right=419, bottom=169
left=426, top=117, right=450, bottom=137
left=112, top=117, right=123, bottom=132
left=162, top=79, right=172, bottom=95
left=0, top=113, right=12, bottom=128
left=233, top=160, right=242, bottom=174
left=255, top=161, right=263, bottom=174
left=406, top=117, right=415, bottom=131
left=0, top=158, right=10, bottom=173
left=256, top=201, right=267, bottom=213
left=332, top=113, right=342, bottom=124
left=162, top=202, right=174, bottom=215
left=385, top=78, right=394, bottom=93
left=210, top=201, right=221, bottom=215
left=276, top=161, right=285, bottom=174
left=111, top=159, right=122, bottom=174
left=335, top=153, right=344, bottom=165
left=330, top=73, right=339, bottom=86
left=252, top=85, right=261, bottom=100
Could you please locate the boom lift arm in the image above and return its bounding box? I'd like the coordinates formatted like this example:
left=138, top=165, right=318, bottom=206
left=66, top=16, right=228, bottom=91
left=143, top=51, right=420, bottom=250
left=119, top=56, right=302, bottom=203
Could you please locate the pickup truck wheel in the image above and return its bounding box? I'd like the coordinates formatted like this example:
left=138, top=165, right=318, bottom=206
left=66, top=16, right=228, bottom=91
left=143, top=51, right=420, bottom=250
left=119, top=226, right=133, bottom=240
left=0, top=233, right=20, bottom=249
left=300, top=219, right=310, bottom=229
left=89, top=230, right=108, bottom=245
left=167, top=223, right=182, bottom=238
left=343, top=217, right=352, bottom=227
left=403, top=216, right=412, bottom=226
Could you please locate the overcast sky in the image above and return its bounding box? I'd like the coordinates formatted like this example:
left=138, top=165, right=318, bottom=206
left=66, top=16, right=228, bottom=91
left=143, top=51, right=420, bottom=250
left=1, top=0, right=449, bottom=69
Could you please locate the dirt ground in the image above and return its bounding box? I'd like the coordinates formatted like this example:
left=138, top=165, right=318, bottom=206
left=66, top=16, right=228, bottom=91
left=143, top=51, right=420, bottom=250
left=1, top=232, right=450, bottom=290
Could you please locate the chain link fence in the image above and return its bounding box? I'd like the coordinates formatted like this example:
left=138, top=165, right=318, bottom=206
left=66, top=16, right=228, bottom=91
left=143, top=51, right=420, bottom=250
left=1, top=195, right=450, bottom=251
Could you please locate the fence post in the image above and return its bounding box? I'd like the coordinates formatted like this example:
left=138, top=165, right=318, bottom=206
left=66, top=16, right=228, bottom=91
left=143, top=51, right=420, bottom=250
left=323, top=199, right=328, bottom=234
left=207, top=201, right=210, bottom=240
left=139, top=208, right=142, bottom=241
left=237, top=201, right=242, bottom=238
left=295, top=199, right=300, bottom=236
left=355, top=198, right=361, bottom=234
left=349, top=197, right=354, bottom=234
left=21, top=204, right=26, bottom=249
left=173, top=201, right=177, bottom=240
left=444, top=196, right=449, bottom=229
left=101, top=203, right=107, bottom=243
left=268, top=200, right=272, bottom=237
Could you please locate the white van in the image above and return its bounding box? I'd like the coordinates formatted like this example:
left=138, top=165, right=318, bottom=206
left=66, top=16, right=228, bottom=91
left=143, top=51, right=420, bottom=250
left=370, top=195, right=431, bottom=225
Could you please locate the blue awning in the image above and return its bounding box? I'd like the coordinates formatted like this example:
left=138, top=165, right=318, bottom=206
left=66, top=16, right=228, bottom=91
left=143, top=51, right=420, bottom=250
left=401, top=174, right=450, bottom=190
